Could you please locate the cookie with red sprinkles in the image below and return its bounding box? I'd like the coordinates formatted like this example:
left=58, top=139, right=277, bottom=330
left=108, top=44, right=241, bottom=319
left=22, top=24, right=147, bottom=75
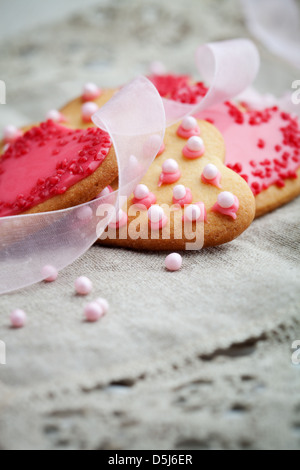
left=0, top=87, right=118, bottom=217
left=148, top=73, right=300, bottom=217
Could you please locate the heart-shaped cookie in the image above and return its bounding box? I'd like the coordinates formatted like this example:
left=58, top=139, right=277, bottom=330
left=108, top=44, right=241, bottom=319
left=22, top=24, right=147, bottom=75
left=99, top=117, right=255, bottom=250
left=60, top=82, right=256, bottom=249
left=0, top=119, right=118, bottom=216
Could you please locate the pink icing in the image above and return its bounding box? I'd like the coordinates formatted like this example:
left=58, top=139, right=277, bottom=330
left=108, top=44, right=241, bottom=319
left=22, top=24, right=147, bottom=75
left=132, top=192, right=156, bottom=209
left=182, top=145, right=205, bottom=159
left=177, top=125, right=200, bottom=139
left=158, top=170, right=181, bottom=187
left=152, top=73, right=300, bottom=196
left=156, top=142, right=165, bottom=157
left=201, top=171, right=222, bottom=188
left=172, top=187, right=193, bottom=206
left=211, top=195, right=239, bottom=219
left=0, top=120, right=112, bottom=217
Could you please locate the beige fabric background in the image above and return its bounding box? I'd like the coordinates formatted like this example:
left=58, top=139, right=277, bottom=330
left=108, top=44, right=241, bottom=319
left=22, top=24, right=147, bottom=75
left=0, top=0, right=300, bottom=450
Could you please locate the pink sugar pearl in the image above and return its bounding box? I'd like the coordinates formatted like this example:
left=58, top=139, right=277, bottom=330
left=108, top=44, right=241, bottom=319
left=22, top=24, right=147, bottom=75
left=82, top=102, right=99, bottom=122
left=75, top=276, right=93, bottom=295
left=84, top=301, right=104, bottom=322
left=3, top=125, right=22, bottom=144
left=45, top=109, right=65, bottom=122
left=95, top=297, right=109, bottom=314
left=41, top=265, right=58, bottom=282
left=10, top=309, right=27, bottom=328
left=165, top=253, right=182, bottom=272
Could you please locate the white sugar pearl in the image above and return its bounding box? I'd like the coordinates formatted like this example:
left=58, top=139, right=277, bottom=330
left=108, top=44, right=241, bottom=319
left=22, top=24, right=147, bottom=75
left=110, top=209, right=124, bottom=223
left=148, top=205, right=164, bottom=223
left=134, top=184, right=149, bottom=200
left=181, top=116, right=197, bottom=131
left=162, top=159, right=179, bottom=174
left=203, top=163, right=218, bottom=180
left=173, top=185, right=186, bottom=200
left=82, top=102, right=99, bottom=121
left=218, top=191, right=235, bottom=209
left=83, top=82, right=100, bottom=96
left=185, top=204, right=201, bottom=222
left=45, top=109, right=61, bottom=121
left=3, top=125, right=21, bottom=143
left=187, top=136, right=204, bottom=152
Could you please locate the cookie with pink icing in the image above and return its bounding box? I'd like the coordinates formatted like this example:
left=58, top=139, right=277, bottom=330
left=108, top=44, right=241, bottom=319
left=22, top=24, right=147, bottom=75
left=149, top=73, right=300, bottom=217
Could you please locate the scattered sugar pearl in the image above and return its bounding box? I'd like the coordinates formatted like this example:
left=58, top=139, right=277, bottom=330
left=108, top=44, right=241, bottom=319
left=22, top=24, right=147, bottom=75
left=218, top=191, right=235, bottom=209
left=41, top=265, right=58, bottom=282
left=10, top=309, right=27, bottom=328
left=3, top=125, right=22, bottom=144
left=134, top=184, right=150, bottom=200
left=203, top=163, right=218, bottom=180
left=187, top=136, right=204, bottom=152
left=165, top=253, right=182, bottom=272
left=185, top=204, right=201, bottom=222
left=45, top=109, right=63, bottom=122
left=84, top=302, right=104, bottom=322
left=173, top=184, right=186, bottom=200
left=162, top=159, right=179, bottom=173
left=95, top=297, right=109, bottom=315
left=148, top=205, right=164, bottom=223
left=82, top=102, right=99, bottom=122
left=82, top=82, right=101, bottom=101
left=75, top=276, right=93, bottom=295
left=181, top=116, right=197, bottom=131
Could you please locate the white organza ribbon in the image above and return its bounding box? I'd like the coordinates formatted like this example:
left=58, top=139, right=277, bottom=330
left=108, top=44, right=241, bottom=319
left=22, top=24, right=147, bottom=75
left=0, top=76, right=165, bottom=294
left=242, top=0, right=300, bottom=69
left=163, top=38, right=260, bottom=125
left=0, top=39, right=260, bottom=294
